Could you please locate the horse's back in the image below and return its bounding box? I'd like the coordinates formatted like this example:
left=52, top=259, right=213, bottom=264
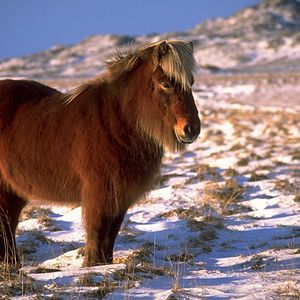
left=0, top=79, right=60, bottom=131
left=0, top=79, right=59, bottom=104
left=0, top=79, right=80, bottom=203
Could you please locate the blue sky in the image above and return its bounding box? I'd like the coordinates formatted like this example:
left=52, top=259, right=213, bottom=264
left=0, top=0, right=261, bottom=59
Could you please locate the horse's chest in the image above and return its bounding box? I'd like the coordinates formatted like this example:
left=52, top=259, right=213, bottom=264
left=119, top=151, right=162, bottom=200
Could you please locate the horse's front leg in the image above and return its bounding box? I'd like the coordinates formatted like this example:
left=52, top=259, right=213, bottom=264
left=106, top=213, right=125, bottom=259
left=81, top=192, right=125, bottom=266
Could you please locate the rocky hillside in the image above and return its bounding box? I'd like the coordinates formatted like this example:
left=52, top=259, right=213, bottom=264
left=1, top=0, right=300, bottom=79
left=189, top=0, right=300, bottom=72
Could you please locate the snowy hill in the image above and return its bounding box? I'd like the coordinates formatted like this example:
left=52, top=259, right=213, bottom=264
left=1, top=0, right=300, bottom=79
left=189, top=0, right=300, bottom=72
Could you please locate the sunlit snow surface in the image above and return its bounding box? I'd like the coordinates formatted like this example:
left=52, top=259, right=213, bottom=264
left=3, top=80, right=300, bottom=299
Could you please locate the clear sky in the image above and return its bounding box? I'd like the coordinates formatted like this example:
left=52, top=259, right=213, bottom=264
left=0, top=0, right=261, bottom=60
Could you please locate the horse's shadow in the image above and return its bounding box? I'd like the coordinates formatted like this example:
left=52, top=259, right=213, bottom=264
left=16, top=217, right=84, bottom=264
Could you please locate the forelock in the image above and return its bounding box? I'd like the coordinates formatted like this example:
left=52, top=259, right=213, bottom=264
left=153, top=40, right=195, bottom=91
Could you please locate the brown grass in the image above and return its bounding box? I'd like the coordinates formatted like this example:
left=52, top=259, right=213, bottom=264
left=98, top=278, right=119, bottom=298
left=0, top=266, right=40, bottom=297
left=196, top=164, right=222, bottom=181
left=0, top=208, right=20, bottom=284
left=274, top=179, right=297, bottom=193
left=223, top=168, right=239, bottom=178
left=20, top=206, right=51, bottom=222
left=167, top=252, right=195, bottom=263
left=274, top=281, right=300, bottom=299
left=204, top=179, right=247, bottom=214
left=160, top=207, right=202, bottom=220
left=236, top=157, right=250, bottom=167
left=294, top=194, right=300, bottom=203
left=248, top=172, right=269, bottom=182
left=187, top=236, right=213, bottom=253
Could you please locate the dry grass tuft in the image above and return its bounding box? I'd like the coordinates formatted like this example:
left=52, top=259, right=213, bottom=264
left=29, top=267, right=61, bottom=274
left=136, top=263, right=174, bottom=278
left=187, top=236, right=213, bottom=253
left=294, top=194, right=300, bottom=203
left=249, top=254, right=266, bottom=271
left=236, top=157, right=250, bottom=167
left=167, top=252, right=195, bottom=263
left=113, top=245, right=151, bottom=273
left=201, top=215, right=225, bottom=229
left=0, top=266, right=41, bottom=297
left=97, top=278, right=119, bottom=298
left=274, top=281, right=300, bottom=299
left=196, top=164, right=222, bottom=181
left=200, top=228, right=218, bottom=241
left=77, top=274, right=95, bottom=287
left=18, top=230, right=55, bottom=258
left=248, top=172, right=269, bottom=182
left=160, top=207, right=202, bottom=220
left=229, top=143, right=243, bottom=151
left=20, top=206, right=51, bottom=222
left=120, top=232, right=137, bottom=243
left=187, top=219, right=207, bottom=231
left=223, top=168, right=239, bottom=178
left=19, top=206, right=61, bottom=232
left=206, top=179, right=245, bottom=201
left=274, top=179, right=298, bottom=193
left=161, top=206, right=225, bottom=230
left=37, top=210, right=61, bottom=232
left=204, top=179, right=247, bottom=214
left=292, top=153, right=300, bottom=161
left=112, top=244, right=175, bottom=292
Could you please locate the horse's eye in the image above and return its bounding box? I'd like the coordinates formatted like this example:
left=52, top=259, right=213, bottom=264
left=160, top=81, right=173, bottom=89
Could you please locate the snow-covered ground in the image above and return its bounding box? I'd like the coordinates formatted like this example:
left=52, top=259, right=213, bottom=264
left=1, top=78, right=300, bottom=299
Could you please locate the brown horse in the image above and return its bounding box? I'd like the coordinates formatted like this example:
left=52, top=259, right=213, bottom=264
left=0, top=40, right=200, bottom=267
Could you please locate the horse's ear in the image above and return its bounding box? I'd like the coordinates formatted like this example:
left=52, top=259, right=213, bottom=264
left=189, top=41, right=194, bottom=51
left=156, top=41, right=170, bottom=59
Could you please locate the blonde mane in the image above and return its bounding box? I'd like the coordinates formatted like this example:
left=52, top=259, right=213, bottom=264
left=65, top=40, right=195, bottom=104
left=107, top=40, right=196, bottom=91
left=152, top=40, right=195, bottom=91
left=64, top=82, right=92, bottom=105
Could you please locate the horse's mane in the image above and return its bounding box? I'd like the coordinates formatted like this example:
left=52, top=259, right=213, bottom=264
left=107, top=40, right=195, bottom=91
left=153, top=40, right=195, bottom=91
left=64, top=40, right=195, bottom=104
left=64, top=82, right=92, bottom=104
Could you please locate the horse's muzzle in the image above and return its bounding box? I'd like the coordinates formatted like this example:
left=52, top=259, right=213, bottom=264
left=175, top=119, right=201, bottom=144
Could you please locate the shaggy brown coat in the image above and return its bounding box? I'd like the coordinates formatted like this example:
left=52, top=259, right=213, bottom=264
left=0, top=40, right=200, bottom=266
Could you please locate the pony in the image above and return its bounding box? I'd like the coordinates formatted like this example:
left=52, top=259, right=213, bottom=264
left=0, top=40, right=200, bottom=267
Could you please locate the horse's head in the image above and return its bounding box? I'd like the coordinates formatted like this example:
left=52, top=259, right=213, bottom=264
left=107, top=40, right=201, bottom=152
left=137, top=40, right=201, bottom=152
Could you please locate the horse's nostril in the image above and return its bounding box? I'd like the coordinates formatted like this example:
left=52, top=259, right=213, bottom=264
left=184, top=125, right=192, bottom=137
left=183, top=121, right=201, bottom=139
left=176, top=123, right=200, bottom=144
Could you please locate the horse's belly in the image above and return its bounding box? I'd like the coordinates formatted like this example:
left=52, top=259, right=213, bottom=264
left=0, top=157, right=81, bottom=205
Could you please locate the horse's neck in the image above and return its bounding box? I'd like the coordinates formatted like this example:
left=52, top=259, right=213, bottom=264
left=96, top=80, right=163, bottom=157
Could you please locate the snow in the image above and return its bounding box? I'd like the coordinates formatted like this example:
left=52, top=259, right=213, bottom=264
left=1, top=76, right=300, bottom=299
left=213, top=84, right=256, bottom=96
